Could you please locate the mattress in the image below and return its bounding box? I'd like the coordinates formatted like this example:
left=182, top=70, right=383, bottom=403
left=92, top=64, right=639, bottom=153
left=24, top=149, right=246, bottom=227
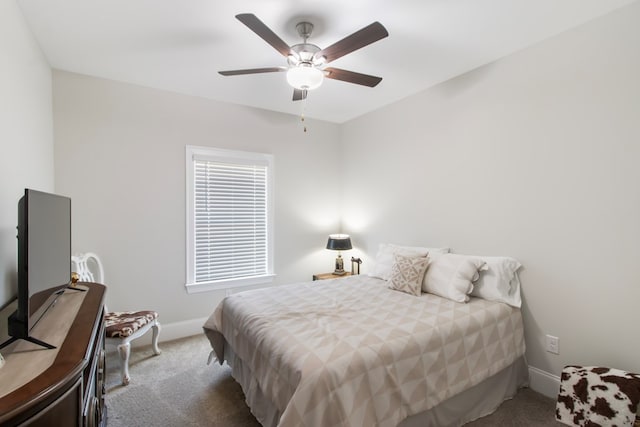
left=203, top=275, right=526, bottom=427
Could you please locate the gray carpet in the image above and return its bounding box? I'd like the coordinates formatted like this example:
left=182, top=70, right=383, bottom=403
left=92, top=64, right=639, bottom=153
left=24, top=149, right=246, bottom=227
left=105, top=334, right=563, bottom=426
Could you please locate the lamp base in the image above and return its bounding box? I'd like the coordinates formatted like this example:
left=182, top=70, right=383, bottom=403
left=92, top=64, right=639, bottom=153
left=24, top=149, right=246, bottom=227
left=333, top=254, right=346, bottom=275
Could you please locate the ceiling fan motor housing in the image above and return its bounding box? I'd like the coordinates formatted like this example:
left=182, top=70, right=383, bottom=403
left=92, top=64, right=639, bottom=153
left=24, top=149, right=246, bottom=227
left=288, top=43, right=323, bottom=67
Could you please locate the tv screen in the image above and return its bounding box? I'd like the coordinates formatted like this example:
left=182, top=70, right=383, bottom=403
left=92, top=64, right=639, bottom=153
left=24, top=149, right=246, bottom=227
left=0, top=189, right=71, bottom=350
left=22, top=189, right=71, bottom=322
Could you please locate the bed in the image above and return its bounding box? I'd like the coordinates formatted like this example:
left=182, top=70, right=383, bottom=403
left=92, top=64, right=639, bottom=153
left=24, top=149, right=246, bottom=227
left=203, top=257, right=528, bottom=427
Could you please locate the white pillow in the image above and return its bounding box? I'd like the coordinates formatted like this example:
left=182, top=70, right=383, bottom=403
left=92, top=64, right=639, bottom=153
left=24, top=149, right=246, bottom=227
left=388, top=254, right=430, bottom=297
left=470, top=256, right=522, bottom=307
left=422, top=254, right=486, bottom=303
left=369, top=243, right=449, bottom=281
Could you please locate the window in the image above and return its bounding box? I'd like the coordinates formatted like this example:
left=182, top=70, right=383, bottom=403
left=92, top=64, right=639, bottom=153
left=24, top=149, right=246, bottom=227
left=185, top=146, right=274, bottom=293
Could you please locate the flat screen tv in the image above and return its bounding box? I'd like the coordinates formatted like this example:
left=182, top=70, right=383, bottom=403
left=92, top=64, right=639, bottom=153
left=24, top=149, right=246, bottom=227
left=0, top=189, right=71, bottom=350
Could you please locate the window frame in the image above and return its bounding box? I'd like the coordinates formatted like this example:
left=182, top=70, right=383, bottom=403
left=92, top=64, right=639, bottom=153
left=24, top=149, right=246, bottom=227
left=185, top=145, right=275, bottom=294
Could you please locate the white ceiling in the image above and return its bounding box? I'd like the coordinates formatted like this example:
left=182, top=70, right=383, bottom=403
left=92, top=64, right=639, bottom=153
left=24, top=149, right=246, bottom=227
left=17, top=0, right=636, bottom=123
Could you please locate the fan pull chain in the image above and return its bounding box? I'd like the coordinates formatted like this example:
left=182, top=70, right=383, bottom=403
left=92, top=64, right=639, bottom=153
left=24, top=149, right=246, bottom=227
left=300, top=95, right=308, bottom=133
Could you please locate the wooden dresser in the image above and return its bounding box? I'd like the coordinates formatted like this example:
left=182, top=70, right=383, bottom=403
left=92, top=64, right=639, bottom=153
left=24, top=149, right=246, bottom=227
left=0, top=282, right=106, bottom=426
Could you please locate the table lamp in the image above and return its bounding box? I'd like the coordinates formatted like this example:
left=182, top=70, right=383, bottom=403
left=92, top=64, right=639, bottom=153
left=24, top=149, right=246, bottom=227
left=326, top=234, right=352, bottom=275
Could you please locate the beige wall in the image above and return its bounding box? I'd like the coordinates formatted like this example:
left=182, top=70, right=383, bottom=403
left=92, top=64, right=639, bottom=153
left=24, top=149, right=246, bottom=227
left=341, top=2, right=640, bottom=381
left=53, top=71, right=342, bottom=332
left=0, top=1, right=53, bottom=315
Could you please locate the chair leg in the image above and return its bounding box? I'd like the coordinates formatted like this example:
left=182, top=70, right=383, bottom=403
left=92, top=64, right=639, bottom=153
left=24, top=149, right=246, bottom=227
left=151, top=321, right=161, bottom=356
left=117, top=342, right=131, bottom=386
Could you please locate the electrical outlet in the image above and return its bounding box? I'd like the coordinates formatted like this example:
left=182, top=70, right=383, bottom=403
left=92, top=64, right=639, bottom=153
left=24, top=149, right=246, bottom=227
left=546, top=335, right=559, bottom=354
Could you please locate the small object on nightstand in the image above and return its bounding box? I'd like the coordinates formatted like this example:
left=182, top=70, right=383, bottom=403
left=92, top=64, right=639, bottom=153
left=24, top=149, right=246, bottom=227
left=313, top=272, right=353, bottom=281
left=351, top=257, right=362, bottom=275
left=0, top=351, right=4, bottom=369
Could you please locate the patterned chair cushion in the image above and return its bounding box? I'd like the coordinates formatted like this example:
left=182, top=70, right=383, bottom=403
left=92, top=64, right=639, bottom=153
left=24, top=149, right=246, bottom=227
left=556, top=365, right=640, bottom=427
left=105, top=310, right=158, bottom=338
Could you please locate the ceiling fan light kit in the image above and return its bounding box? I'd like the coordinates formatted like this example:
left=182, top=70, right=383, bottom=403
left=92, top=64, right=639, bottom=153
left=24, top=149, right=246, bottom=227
left=219, top=13, right=388, bottom=102
left=286, top=65, right=324, bottom=90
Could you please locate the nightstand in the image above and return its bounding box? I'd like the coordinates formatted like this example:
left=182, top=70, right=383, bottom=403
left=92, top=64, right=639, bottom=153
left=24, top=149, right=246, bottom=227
left=312, top=272, right=353, bottom=281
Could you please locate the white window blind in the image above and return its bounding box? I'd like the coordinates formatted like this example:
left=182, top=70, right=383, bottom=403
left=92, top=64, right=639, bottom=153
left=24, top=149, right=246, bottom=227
left=194, top=160, right=267, bottom=282
left=186, top=146, right=274, bottom=293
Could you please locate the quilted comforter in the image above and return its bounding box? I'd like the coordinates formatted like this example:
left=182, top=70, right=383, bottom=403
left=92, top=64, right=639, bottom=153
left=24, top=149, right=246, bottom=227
left=203, top=275, right=525, bottom=427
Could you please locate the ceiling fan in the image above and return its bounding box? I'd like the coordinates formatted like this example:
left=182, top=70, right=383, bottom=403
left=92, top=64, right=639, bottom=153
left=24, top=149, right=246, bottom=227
left=219, top=14, right=389, bottom=101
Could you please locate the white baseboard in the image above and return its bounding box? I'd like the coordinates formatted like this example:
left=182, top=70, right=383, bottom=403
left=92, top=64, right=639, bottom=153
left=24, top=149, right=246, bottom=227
left=128, top=316, right=208, bottom=348
left=528, top=365, right=560, bottom=398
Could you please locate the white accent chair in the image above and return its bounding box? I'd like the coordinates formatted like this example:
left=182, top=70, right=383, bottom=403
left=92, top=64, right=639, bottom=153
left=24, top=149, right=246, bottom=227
left=71, top=253, right=161, bottom=386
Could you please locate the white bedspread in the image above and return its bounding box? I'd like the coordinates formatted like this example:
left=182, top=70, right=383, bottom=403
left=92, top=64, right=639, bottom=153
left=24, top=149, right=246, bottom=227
left=203, top=275, right=525, bottom=427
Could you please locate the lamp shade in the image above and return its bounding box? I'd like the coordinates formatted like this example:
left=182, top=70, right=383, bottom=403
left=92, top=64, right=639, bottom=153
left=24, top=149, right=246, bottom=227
left=326, top=234, right=352, bottom=251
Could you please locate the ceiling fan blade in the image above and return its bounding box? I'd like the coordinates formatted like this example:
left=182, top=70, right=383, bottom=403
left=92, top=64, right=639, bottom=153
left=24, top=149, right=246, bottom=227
left=292, top=88, right=307, bottom=101
left=314, top=22, right=388, bottom=64
left=219, top=67, right=287, bottom=76
left=236, top=14, right=292, bottom=58
left=324, top=67, right=382, bottom=87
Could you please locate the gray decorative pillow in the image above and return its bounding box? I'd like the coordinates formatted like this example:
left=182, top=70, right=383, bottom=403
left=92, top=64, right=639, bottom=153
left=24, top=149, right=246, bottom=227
left=389, top=253, right=430, bottom=296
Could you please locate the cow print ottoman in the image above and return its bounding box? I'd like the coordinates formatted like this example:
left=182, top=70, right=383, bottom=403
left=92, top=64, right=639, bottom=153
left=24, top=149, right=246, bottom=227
left=556, top=365, right=640, bottom=426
